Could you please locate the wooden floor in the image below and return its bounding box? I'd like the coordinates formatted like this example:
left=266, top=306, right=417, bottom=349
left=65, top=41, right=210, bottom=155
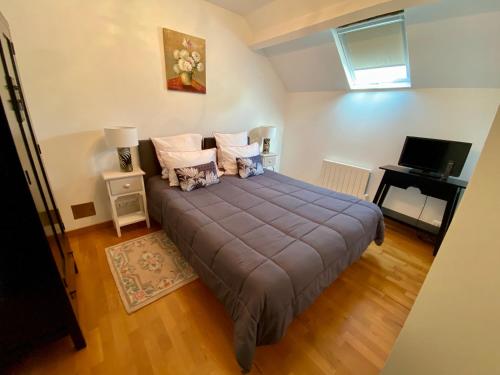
left=7, top=219, right=433, bottom=375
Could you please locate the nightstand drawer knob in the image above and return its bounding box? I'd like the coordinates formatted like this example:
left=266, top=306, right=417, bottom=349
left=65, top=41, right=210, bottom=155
left=108, top=176, right=142, bottom=195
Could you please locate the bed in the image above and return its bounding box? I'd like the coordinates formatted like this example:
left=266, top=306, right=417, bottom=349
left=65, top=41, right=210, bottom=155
left=139, top=138, right=385, bottom=372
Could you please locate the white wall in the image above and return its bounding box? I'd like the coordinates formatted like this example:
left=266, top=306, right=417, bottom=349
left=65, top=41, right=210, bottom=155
left=0, top=0, right=286, bottom=230
left=382, top=106, right=500, bottom=375
left=281, top=89, right=500, bottom=224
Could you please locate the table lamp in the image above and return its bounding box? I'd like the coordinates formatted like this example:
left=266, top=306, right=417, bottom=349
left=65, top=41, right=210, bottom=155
left=260, top=126, right=276, bottom=154
left=104, top=126, right=138, bottom=172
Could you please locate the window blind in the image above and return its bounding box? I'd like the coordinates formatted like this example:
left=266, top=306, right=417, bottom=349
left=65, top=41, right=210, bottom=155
left=343, top=22, right=406, bottom=70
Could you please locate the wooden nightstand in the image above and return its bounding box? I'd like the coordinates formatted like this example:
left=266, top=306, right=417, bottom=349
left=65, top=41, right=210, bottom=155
left=261, top=152, right=278, bottom=171
left=102, top=169, right=150, bottom=237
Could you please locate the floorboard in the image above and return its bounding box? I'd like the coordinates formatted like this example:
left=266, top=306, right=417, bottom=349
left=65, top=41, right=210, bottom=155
left=6, top=219, right=433, bottom=375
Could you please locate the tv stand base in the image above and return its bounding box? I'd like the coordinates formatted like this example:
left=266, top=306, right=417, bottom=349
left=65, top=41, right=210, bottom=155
left=373, top=165, right=467, bottom=256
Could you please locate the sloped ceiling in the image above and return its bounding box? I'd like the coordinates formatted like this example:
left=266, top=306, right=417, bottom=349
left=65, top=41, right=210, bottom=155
left=209, top=0, right=500, bottom=90
left=205, top=0, right=274, bottom=16
left=263, top=31, right=348, bottom=91
left=263, top=0, right=500, bottom=90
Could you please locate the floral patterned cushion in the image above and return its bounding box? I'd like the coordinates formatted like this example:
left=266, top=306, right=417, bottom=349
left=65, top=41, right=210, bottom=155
left=236, top=155, right=264, bottom=179
left=174, top=161, right=220, bottom=192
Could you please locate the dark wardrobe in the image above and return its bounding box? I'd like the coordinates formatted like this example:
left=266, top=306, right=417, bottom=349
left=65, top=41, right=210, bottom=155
left=0, top=12, right=85, bottom=367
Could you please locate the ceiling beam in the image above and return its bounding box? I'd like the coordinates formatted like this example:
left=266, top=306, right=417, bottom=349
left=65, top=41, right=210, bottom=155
left=249, top=0, right=435, bottom=50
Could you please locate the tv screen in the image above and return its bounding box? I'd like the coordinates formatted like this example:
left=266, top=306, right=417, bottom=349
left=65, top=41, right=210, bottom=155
left=398, top=137, right=472, bottom=177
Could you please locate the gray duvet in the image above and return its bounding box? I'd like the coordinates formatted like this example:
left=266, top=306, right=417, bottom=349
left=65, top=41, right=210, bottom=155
left=147, top=171, right=384, bottom=372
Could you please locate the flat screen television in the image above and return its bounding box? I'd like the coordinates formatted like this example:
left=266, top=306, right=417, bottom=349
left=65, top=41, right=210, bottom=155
left=398, top=136, right=472, bottom=178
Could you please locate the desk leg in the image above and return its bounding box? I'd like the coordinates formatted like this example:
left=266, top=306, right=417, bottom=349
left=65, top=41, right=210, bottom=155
left=373, top=174, right=388, bottom=206
left=434, top=188, right=461, bottom=256
left=377, top=184, right=391, bottom=208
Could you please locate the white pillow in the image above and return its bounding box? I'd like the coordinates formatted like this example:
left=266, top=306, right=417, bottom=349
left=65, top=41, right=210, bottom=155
left=214, top=131, right=248, bottom=168
left=214, top=131, right=248, bottom=148
left=159, top=148, right=223, bottom=187
left=219, top=142, right=260, bottom=175
left=151, top=133, right=202, bottom=178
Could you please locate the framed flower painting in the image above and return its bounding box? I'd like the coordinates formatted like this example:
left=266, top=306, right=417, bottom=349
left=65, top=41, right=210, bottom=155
left=163, top=28, right=206, bottom=94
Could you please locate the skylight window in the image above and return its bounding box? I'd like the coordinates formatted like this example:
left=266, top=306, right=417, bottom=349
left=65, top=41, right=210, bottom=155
left=333, top=12, right=411, bottom=90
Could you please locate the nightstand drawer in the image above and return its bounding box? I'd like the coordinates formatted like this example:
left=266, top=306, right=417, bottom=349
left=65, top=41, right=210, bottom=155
left=109, top=176, right=142, bottom=195
left=262, top=155, right=277, bottom=167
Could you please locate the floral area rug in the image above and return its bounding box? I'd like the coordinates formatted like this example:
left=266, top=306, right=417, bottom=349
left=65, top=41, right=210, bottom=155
left=105, top=231, right=197, bottom=313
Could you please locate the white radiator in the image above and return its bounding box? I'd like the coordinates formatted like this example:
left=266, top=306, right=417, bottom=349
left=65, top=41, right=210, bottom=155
left=319, top=160, right=371, bottom=200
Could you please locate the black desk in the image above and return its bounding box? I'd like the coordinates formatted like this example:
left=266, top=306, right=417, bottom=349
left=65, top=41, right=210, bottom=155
left=373, top=165, right=467, bottom=256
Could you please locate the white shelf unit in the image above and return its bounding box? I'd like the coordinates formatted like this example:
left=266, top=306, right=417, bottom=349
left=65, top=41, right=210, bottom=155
left=102, top=169, right=150, bottom=237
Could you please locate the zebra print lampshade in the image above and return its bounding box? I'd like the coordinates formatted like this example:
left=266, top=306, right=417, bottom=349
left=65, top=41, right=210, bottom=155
left=104, top=127, right=138, bottom=172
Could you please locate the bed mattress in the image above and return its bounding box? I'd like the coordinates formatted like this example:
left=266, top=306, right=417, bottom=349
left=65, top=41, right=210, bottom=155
left=146, top=171, right=384, bottom=371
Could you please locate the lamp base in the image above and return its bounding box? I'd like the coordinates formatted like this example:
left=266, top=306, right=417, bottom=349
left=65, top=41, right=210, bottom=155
left=262, top=138, right=271, bottom=154
left=117, top=147, right=133, bottom=172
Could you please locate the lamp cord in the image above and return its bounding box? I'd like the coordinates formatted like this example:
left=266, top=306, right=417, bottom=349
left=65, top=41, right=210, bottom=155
left=416, top=195, right=435, bottom=243
left=415, top=195, right=428, bottom=229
